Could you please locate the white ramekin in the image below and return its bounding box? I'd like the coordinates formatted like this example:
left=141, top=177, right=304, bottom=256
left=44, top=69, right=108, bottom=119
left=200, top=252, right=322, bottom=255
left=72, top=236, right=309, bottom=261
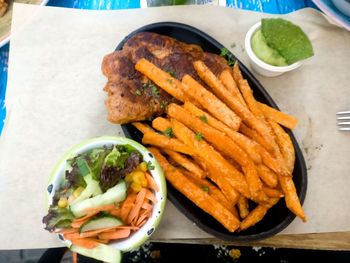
left=245, top=22, right=302, bottom=77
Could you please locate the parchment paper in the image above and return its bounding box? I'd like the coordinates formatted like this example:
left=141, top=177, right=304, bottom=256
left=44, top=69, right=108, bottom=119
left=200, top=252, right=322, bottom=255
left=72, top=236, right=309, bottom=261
left=0, top=3, right=349, bottom=249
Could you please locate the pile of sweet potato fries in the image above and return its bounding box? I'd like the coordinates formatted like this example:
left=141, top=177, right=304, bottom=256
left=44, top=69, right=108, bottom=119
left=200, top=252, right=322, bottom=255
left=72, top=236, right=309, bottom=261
left=132, top=57, right=305, bottom=232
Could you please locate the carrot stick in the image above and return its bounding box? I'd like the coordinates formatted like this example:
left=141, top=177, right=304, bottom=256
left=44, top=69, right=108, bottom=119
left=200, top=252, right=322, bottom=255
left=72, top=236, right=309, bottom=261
left=132, top=122, right=155, bottom=134
left=148, top=148, right=240, bottom=232
left=181, top=74, right=241, bottom=131
left=109, top=208, right=122, bottom=218
left=164, top=149, right=206, bottom=179
left=98, top=229, right=131, bottom=240
left=142, top=131, right=195, bottom=156
left=258, top=102, right=298, bottom=130
left=135, top=58, right=187, bottom=102
left=54, top=228, right=79, bottom=234
left=136, top=210, right=151, bottom=227
left=120, top=192, right=137, bottom=223
left=145, top=189, right=157, bottom=204
left=70, top=238, right=100, bottom=249
left=145, top=172, right=159, bottom=192
left=64, top=232, right=82, bottom=240
left=127, top=188, right=147, bottom=225
left=73, top=252, right=78, bottom=263
left=170, top=118, right=250, bottom=198
left=219, top=68, right=247, bottom=108
left=83, top=204, right=117, bottom=213
left=80, top=227, right=121, bottom=238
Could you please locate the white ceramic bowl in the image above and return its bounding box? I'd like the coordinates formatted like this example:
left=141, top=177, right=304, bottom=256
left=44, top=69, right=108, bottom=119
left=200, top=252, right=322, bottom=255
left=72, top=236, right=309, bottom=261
left=332, top=0, right=350, bottom=17
left=45, top=136, right=167, bottom=252
left=245, top=22, right=302, bottom=77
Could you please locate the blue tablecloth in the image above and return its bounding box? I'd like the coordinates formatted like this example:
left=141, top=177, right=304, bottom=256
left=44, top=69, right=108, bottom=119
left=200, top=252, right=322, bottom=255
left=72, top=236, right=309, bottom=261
left=0, top=0, right=317, bottom=133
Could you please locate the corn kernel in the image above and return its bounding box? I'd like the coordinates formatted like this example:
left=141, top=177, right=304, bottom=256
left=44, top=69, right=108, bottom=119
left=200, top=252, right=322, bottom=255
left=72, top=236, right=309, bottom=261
left=125, top=173, right=134, bottom=183
left=58, top=197, right=68, bottom=208
left=73, top=186, right=84, bottom=198
left=141, top=177, right=148, bottom=187
left=139, top=162, right=148, bottom=172
left=133, top=171, right=145, bottom=184
left=131, top=182, right=142, bottom=192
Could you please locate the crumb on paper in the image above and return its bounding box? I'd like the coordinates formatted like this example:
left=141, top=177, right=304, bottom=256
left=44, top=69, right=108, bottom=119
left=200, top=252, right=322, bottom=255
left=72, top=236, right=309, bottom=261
left=150, top=250, right=161, bottom=261
left=229, top=248, right=241, bottom=260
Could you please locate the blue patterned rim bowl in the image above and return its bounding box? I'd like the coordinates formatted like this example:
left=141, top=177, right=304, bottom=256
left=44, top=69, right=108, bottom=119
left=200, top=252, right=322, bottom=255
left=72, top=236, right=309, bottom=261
left=45, top=136, right=167, bottom=252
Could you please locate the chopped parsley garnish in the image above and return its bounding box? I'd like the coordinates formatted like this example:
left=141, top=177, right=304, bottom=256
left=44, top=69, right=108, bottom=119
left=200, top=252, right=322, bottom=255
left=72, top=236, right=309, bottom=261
left=160, top=101, right=168, bottom=110
left=199, top=115, right=208, bottom=124
left=195, top=132, right=204, bottom=141
left=166, top=70, right=176, bottom=78
left=220, top=47, right=235, bottom=67
left=164, top=127, right=174, bottom=138
left=220, top=47, right=229, bottom=57
left=135, top=89, right=142, bottom=96
left=142, top=82, right=159, bottom=97
left=203, top=186, right=209, bottom=192
left=167, top=78, right=173, bottom=84
left=147, top=161, right=155, bottom=171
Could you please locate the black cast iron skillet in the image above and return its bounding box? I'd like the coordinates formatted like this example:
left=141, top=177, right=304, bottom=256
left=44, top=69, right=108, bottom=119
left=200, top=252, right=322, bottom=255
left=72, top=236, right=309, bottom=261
left=116, top=22, right=307, bottom=242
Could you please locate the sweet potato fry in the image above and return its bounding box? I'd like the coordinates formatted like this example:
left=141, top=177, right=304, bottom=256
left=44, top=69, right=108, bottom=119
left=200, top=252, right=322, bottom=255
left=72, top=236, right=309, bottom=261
left=152, top=117, right=171, bottom=133
left=257, top=165, right=278, bottom=188
left=219, top=69, right=247, bottom=108
left=237, top=196, right=249, bottom=219
left=232, top=61, right=244, bottom=83
left=142, top=132, right=195, bottom=156
left=183, top=101, right=262, bottom=164
left=164, top=149, right=206, bottom=179
left=182, top=74, right=241, bottom=130
left=238, top=79, right=264, bottom=120
left=278, top=174, right=306, bottom=221
left=170, top=117, right=250, bottom=198
left=205, top=161, right=240, bottom=205
left=132, top=122, right=155, bottom=134
left=193, top=61, right=275, bottom=151
left=181, top=169, right=236, bottom=215
left=269, top=120, right=295, bottom=173
left=148, top=148, right=240, bottom=232
left=135, top=58, right=187, bottom=102
left=240, top=197, right=279, bottom=230
left=258, top=102, right=298, bottom=130
left=262, top=186, right=284, bottom=198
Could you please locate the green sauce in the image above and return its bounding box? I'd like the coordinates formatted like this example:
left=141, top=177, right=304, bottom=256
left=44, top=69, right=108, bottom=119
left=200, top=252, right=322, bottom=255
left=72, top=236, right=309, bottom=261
left=251, top=29, right=288, bottom=67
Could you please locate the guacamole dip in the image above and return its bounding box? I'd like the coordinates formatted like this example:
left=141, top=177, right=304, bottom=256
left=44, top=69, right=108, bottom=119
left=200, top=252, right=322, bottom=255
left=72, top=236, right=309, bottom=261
left=251, top=29, right=288, bottom=66
left=251, top=18, right=314, bottom=66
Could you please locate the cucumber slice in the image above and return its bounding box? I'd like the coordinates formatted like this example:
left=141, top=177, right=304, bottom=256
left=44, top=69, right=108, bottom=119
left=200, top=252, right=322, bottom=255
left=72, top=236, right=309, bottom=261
left=70, top=244, right=122, bottom=263
left=80, top=215, right=123, bottom=232
left=71, top=180, right=126, bottom=217
left=70, top=174, right=102, bottom=205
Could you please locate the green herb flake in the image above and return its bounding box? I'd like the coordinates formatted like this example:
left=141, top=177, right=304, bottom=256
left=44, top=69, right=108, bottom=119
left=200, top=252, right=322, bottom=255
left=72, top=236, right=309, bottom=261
left=135, top=89, right=142, bottom=96
left=151, top=85, right=159, bottom=97
left=164, top=127, right=174, bottom=138
left=147, top=161, right=155, bottom=171
left=166, top=70, right=176, bottom=78
left=220, top=47, right=229, bottom=57
left=167, top=78, right=173, bottom=84
left=195, top=132, right=204, bottom=141
left=203, top=186, right=209, bottom=193
left=160, top=101, right=169, bottom=110
left=199, top=115, right=208, bottom=124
